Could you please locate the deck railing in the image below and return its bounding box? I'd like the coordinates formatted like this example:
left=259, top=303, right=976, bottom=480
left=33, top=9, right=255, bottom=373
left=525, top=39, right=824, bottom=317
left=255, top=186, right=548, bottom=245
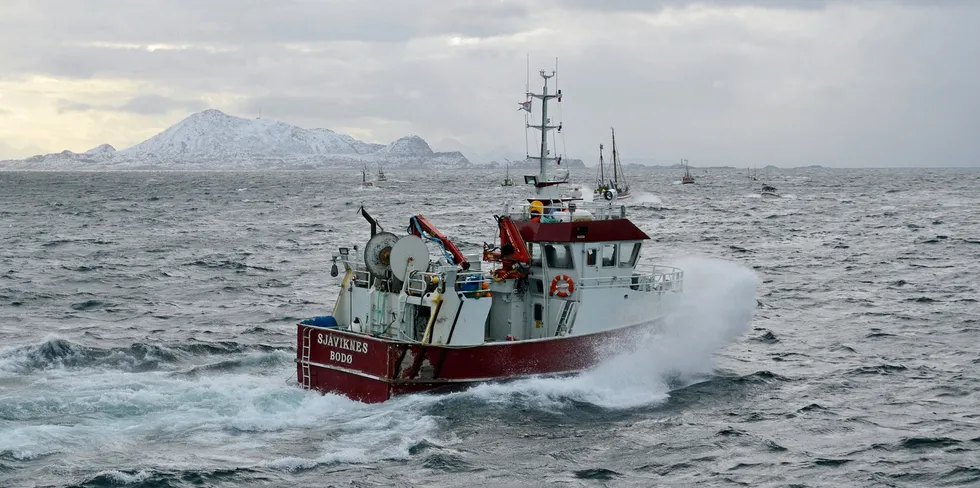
left=503, top=201, right=627, bottom=222
left=453, top=271, right=493, bottom=297
left=404, top=269, right=493, bottom=297
left=576, top=266, right=684, bottom=293
left=349, top=262, right=372, bottom=287
left=405, top=270, right=434, bottom=295
left=348, top=259, right=681, bottom=295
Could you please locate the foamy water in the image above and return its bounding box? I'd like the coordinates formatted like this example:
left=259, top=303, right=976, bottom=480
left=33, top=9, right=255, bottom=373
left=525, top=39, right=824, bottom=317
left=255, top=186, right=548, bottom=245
left=0, top=257, right=757, bottom=476
left=2, top=168, right=978, bottom=487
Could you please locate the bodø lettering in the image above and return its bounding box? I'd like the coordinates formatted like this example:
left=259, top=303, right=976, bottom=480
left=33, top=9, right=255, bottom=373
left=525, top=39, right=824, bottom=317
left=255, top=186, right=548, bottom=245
left=329, top=350, right=353, bottom=364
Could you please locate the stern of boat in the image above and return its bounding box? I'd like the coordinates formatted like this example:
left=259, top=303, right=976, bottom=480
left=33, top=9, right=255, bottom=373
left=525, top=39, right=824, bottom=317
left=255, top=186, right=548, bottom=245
left=296, top=324, right=404, bottom=402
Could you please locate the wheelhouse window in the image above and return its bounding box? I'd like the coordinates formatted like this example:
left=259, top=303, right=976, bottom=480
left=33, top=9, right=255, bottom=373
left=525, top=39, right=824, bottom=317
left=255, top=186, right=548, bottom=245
left=619, top=242, right=641, bottom=268
left=586, top=248, right=598, bottom=266
left=545, top=244, right=574, bottom=269
left=601, top=244, right=617, bottom=267
left=529, top=243, right=542, bottom=267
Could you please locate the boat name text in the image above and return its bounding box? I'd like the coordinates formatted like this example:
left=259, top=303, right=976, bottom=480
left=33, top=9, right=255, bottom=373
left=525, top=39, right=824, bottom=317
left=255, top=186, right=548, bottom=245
left=318, top=333, right=369, bottom=354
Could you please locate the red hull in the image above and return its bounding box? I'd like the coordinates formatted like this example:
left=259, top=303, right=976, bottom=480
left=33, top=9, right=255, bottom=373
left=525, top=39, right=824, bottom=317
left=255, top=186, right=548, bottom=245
left=295, top=320, right=661, bottom=403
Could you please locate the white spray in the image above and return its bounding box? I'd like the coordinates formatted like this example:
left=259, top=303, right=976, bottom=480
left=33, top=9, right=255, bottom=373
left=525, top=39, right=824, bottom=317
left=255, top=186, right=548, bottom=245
left=463, top=256, right=758, bottom=409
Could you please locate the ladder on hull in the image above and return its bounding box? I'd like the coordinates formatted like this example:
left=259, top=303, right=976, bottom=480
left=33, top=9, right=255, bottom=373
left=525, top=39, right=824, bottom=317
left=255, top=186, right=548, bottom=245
left=300, top=326, right=312, bottom=389
left=555, top=300, right=578, bottom=336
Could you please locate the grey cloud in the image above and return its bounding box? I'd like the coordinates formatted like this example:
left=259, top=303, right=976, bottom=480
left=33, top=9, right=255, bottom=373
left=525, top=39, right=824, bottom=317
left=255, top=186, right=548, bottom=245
left=0, top=1, right=530, bottom=81
left=0, top=0, right=531, bottom=45
left=558, top=0, right=827, bottom=12
left=1, top=0, right=979, bottom=167
left=56, top=101, right=98, bottom=113
left=239, top=96, right=372, bottom=122
left=121, top=94, right=207, bottom=115
left=57, top=94, right=206, bottom=115
left=0, top=139, right=44, bottom=160
left=556, top=0, right=952, bottom=12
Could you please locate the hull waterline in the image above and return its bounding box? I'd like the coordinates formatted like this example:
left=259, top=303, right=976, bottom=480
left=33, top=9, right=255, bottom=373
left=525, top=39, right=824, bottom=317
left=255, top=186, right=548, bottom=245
left=297, top=319, right=662, bottom=403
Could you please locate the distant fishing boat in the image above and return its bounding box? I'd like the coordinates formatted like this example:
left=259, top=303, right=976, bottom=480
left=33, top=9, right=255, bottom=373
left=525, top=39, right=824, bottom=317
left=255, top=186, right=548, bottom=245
left=377, top=165, right=387, bottom=182
left=594, top=128, right=631, bottom=201
left=502, top=161, right=514, bottom=186
left=760, top=184, right=781, bottom=198
left=361, top=168, right=374, bottom=188
left=681, top=159, right=695, bottom=184
left=759, top=167, right=781, bottom=198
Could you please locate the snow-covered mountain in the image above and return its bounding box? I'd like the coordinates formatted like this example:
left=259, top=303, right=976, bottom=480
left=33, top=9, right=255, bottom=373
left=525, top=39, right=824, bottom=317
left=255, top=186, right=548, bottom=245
left=1, top=109, right=470, bottom=170
left=378, top=135, right=433, bottom=157
left=0, top=143, right=120, bottom=170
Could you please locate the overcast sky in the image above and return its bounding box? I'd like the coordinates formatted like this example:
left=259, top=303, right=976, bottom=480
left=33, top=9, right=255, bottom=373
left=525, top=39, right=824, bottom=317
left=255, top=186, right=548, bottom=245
left=0, top=0, right=977, bottom=167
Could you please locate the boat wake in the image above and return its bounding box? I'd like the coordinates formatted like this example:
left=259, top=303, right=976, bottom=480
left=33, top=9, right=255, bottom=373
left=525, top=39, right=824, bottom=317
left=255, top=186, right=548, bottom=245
left=0, top=259, right=757, bottom=478
left=0, top=359, right=449, bottom=477
left=240, top=259, right=756, bottom=469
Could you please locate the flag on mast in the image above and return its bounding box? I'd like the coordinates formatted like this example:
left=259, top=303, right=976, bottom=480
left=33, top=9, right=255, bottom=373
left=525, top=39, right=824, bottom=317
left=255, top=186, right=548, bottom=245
left=518, top=100, right=531, bottom=112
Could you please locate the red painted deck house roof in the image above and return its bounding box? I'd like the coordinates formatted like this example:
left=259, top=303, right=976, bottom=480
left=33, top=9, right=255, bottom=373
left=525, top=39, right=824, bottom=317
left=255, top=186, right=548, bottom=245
left=514, top=220, right=650, bottom=243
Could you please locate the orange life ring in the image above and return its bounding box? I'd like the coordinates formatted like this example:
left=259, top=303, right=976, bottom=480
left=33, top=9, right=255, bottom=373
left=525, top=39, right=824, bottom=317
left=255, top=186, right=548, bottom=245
left=549, top=274, right=575, bottom=297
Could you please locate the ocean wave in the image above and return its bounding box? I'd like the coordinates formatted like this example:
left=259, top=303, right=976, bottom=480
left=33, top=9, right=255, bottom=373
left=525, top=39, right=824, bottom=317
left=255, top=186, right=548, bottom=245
left=0, top=337, right=286, bottom=375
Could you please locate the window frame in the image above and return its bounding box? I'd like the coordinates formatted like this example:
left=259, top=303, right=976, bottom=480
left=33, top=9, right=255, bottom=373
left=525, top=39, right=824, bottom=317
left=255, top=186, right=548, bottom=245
left=585, top=248, right=598, bottom=266
left=619, top=242, right=641, bottom=268
left=601, top=243, right=617, bottom=267
left=545, top=244, right=575, bottom=269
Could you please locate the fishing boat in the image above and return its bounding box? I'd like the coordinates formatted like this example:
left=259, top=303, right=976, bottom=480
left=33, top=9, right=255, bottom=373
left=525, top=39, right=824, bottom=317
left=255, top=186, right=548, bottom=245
left=681, top=159, right=695, bottom=184
left=759, top=167, right=781, bottom=198
left=760, top=184, right=781, bottom=198
left=361, top=168, right=374, bottom=188
left=295, top=67, right=686, bottom=403
left=501, top=161, right=514, bottom=186
left=377, top=165, right=388, bottom=182
left=593, top=129, right=632, bottom=200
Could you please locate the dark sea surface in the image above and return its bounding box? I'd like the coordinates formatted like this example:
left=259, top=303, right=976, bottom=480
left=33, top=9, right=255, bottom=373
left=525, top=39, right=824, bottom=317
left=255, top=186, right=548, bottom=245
left=1, top=168, right=978, bottom=487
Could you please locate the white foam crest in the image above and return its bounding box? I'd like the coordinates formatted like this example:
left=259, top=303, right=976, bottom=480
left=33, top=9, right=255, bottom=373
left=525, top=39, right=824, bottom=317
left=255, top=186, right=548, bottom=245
left=453, top=256, right=757, bottom=410
left=263, top=405, right=446, bottom=471
left=628, top=192, right=663, bottom=206
left=0, top=369, right=448, bottom=468
left=0, top=333, right=75, bottom=375
left=92, top=470, right=153, bottom=484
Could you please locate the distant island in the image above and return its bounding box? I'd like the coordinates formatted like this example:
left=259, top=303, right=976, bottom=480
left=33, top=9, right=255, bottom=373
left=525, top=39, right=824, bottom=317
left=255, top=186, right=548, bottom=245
left=0, top=109, right=471, bottom=170
left=0, top=109, right=832, bottom=171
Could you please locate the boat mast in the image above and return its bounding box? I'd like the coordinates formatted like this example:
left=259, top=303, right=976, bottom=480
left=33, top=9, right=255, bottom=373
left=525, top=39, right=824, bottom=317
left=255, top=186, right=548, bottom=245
left=598, top=144, right=605, bottom=183
left=526, top=69, right=561, bottom=196
left=611, top=128, right=619, bottom=187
